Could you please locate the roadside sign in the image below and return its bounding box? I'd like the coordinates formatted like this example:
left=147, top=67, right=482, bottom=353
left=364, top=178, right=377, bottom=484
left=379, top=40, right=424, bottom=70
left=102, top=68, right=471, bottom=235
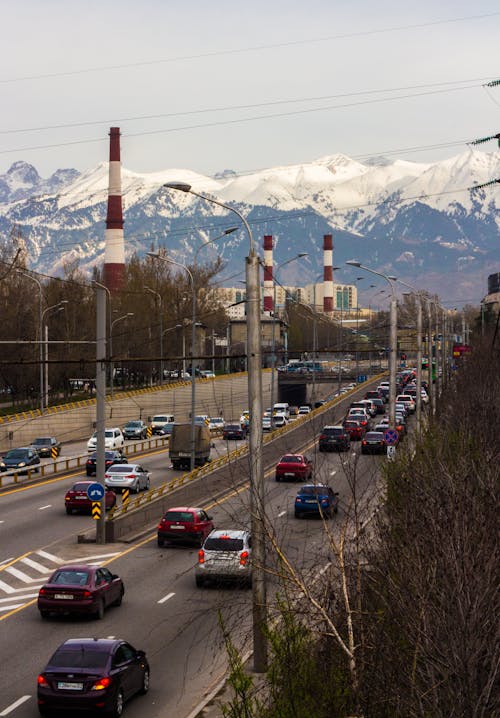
left=384, top=429, right=399, bottom=446
left=91, top=502, right=102, bottom=520
left=86, top=482, right=105, bottom=501
left=122, top=489, right=130, bottom=505
left=387, top=446, right=396, bottom=461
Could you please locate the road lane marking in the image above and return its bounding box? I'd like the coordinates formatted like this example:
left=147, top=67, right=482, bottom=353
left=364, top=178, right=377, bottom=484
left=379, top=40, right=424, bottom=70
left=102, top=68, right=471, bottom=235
left=0, top=695, right=31, bottom=715
left=4, top=566, right=40, bottom=583
left=330, top=470, right=337, bottom=476
left=278, top=511, right=286, bottom=517
left=38, top=505, right=51, bottom=511
left=0, top=593, right=38, bottom=603
left=0, top=579, right=16, bottom=594
left=158, top=592, right=175, bottom=604
left=20, top=557, right=52, bottom=574
left=35, top=550, right=65, bottom=564
left=0, top=558, right=14, bottom=566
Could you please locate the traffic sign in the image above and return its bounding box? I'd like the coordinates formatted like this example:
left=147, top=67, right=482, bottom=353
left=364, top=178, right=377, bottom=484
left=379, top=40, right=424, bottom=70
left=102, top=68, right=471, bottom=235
left=91, top=502, right=102, bottom=520
left=86, top=482, right=105, bottom=501
left=387, top=445, right=396, bottom=461
left=384, top=429, right=399, bottom=446
left=122, top=489, right=130, bottom=505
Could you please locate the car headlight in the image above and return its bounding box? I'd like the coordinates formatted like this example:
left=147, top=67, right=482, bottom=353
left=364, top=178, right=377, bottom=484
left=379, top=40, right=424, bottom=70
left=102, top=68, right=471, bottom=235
left=19, top=462, right=26, bottom=467
left=0, top=462, right=5, bottom=468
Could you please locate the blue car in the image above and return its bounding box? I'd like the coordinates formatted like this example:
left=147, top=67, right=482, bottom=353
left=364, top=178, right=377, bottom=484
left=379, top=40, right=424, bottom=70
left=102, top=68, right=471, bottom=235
left=294, top=484, right=339, bottom=519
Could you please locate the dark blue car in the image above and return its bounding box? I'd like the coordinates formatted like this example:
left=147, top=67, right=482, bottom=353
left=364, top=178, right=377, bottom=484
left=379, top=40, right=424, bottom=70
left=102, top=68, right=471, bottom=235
left=294, top=484, right=339, bottom=519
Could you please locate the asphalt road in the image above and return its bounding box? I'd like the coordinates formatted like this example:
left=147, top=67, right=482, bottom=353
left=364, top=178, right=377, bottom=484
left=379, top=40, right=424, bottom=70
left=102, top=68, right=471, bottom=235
left=0, top=377, right=393, bottom=718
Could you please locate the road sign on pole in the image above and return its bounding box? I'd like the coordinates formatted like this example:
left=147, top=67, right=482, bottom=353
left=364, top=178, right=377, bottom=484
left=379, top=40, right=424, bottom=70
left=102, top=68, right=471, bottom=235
left=91, top=502, right=102, bottom=520
left=384, top=429, right=399, bottom=446
left=86, top=483, right=105, bottom=501
left=387, top=445, right=396, bottom=461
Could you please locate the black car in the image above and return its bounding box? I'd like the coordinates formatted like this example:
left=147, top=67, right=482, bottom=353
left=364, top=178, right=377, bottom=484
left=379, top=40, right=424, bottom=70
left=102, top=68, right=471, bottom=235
left=318, top=426, right=350, bottom=452
left=86, top=450, right=127, bottom=477
left=361, top=431, right=387, bottom=454
left=222, top=423, right=248, bottom=440
left=0, top=447, right=40, bottom=473
left=31, top=437, right=61, bottom=458
left=122, top=420, right=148, bottom=440
left=37, top=638, right=149, bottom=717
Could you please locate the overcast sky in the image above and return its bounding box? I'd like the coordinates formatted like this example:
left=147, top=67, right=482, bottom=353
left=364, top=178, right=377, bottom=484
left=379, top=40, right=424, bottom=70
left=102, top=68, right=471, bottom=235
left=1, top=1, right=499, bottom=178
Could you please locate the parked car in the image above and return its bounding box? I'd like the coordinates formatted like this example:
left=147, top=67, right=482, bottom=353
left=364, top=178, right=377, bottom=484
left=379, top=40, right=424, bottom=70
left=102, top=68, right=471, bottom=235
left=37, top=564, right=124, bottom=619
left=195, top=529, right=252, bottom=587
left=361, top=431, right=387, bottom=454
left=150, top=414, right=175, bottom=434
left=65, top=481, right=117, bottom=515
left=0, top=447, right=40, bottom=473
left=318, top=426, right=351, bottom=452
left=87, top=428, right=124, bottom=453
left=275, top=453, right=313, bottom=482
left=122, top=420, right=148, bottom=440
left=157, top=506, right=214, bottom=547
left=37, top=638, right=149, bottom=716
left=30, top=437, right=61, bottom=458
left=86, top=450, right=126, bottom=477
left=222, top=423, right=248, bottom=440
left=294, top=484, right=339, bottom=518
left=104, top=464, right=151, bottom=493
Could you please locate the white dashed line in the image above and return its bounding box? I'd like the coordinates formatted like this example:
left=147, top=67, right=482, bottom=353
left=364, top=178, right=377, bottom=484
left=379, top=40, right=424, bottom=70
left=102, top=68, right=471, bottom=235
left=38, top=505, right=51, bottom=511
left=0, top=695, right=31, bottom=715
left=158, top=592, right=175, bottom=604
left=329, top=470, right=337, bottom=476
left=0, top=593, right=38, bottom=603
left=35, top=550, right=65, bottom=564
left=278, top=510, right=286, bottom=518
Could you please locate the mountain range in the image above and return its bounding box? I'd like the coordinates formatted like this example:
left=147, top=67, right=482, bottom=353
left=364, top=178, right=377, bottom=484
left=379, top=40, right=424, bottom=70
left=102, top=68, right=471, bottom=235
left=0, top=150, right=498, bottom=306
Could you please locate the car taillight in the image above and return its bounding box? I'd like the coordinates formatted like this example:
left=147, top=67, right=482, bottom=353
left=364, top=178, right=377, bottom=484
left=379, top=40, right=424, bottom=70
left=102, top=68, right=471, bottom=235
left=37, top=675, right=49, bottom=687
left=82, top=590, right=92, bottom=599
left=91, top=677, right=112, bottom=691
left=362, top=440, right=367, bottom=445
left=198, top=549, right=205, bottom=564
left=39, top=587, right=47, bottom=596
left=319, top=434, right=326, bottom=440
left=239, top=551, right=249, bottom=566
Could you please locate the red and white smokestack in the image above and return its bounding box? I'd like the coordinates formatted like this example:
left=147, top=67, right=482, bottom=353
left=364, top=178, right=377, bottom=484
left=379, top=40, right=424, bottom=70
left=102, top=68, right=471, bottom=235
left=263, top=235, right=274, bottom=313
left=323, top=234, right=334, bottom=312
left=104, top=127, right=125, bottom=293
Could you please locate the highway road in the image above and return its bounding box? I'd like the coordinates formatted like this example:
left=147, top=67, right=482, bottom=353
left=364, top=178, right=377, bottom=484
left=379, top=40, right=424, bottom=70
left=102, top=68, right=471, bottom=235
left=0, top=378, right=394, bottom=718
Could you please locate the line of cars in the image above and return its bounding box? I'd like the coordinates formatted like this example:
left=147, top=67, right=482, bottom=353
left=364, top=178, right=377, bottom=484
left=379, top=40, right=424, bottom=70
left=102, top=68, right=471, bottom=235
left=0, top=436, right=61, bottom=473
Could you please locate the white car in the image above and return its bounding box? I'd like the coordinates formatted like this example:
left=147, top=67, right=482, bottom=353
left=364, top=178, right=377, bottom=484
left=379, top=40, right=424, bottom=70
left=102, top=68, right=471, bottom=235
left=104, top=463, right=151, bottom=493
left=87, top=428, right=124, bottom=453
left=420, top=389, right=429, bottom=404
left=262, top=416, right=273, bottom=431
left=272, top=413, right=288, bottom=428
left=208, top=417, right=225, bottom=432
left=298, top=406, right=311, bottom=415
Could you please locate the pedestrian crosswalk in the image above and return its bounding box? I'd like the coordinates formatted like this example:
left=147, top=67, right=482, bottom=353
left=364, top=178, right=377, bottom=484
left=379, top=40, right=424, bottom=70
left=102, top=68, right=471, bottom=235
left=0, top=549, right=121, bottom=615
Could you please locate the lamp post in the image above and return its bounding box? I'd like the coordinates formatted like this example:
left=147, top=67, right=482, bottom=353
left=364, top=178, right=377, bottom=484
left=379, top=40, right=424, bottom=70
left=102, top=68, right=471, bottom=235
left=110, top=313, right=134, bottom=397
left=270, top=254, right=308, bottom=417
left=92, top=281, right=112, bottom=395
left=42, top=301, right=68, bottom=410
left=17, top=271, right=44, bottom=412
left=161, top=182, right=266, bottom=673
left=398, top=281, right=424, bottom=433
left=144, top=287, right=164, bottom=386
left=346, top=261, right=397, bottom=429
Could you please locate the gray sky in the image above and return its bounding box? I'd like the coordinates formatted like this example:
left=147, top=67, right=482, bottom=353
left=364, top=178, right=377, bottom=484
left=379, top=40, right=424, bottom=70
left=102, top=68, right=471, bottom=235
left=1, top=1, right=499, bottom=178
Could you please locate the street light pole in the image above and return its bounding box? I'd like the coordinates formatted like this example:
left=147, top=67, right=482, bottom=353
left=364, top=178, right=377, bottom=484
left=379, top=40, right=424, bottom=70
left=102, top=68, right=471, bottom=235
left=42, top=301, right=68, bottom=410
left=161, top=182, right=266, bottom=673
left=17, top=271, right=44, bottom=412
left=110, top=313, right=134, bottom=398
left=346, top=261, right=397, bottom=429
left=144, top=287, right=164, bottom=385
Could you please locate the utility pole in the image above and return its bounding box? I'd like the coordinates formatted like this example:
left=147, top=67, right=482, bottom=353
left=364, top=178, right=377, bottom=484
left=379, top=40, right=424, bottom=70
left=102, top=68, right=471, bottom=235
left=95, top=284, right=107, bottom=544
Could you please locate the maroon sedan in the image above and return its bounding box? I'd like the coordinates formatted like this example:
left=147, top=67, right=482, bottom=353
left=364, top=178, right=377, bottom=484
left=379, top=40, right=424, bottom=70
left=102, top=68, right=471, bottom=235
left=343, top=419, right=366, bottom=441
left=37, top=565, right=124, bottom=619
left=275, top=453, right=313, bottom=482
left=65, top=481, right=116, bottom=515
left=157, top=506, right=214, bottom=547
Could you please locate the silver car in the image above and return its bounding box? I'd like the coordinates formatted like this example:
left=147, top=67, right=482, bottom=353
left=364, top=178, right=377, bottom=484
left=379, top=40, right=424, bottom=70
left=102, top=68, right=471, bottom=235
left=195, top=529, right=252, bottom=587
left=104, top=463, right=151, bottom=493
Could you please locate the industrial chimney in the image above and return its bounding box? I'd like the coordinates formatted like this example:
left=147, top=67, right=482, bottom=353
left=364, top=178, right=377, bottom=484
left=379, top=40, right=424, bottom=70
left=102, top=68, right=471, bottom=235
left=323, top=234, right=334, bottom=312
left=263, top=235, right=273, bottom=313
left=103, top=127, right=125, bottom=293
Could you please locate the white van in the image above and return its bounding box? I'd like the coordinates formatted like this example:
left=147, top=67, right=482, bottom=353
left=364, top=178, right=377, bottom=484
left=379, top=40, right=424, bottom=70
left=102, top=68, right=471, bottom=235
left=150, top=414, right=175, bottom=434
left=273, top=403, right=290, bottom=419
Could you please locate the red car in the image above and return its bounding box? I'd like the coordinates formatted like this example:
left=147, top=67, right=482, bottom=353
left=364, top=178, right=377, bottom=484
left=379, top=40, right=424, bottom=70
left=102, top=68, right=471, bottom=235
left=157, top=506, right=214, bottom=547
left=343, top=419, right=366, bottom=440
left=65, top=481, right=116, bottom=515
left=37, top=564, right=124, bottom=619
left=275, top=454, right=313, bottom=482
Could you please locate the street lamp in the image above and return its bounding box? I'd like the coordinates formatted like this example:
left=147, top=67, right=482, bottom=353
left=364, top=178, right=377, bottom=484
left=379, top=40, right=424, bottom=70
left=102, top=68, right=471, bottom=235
left=42, top=301, right=68, bottom=410
left=110, top=313, right=134, bottom=397
left=270, top=253, right=308, bottom=417
left=161, top=181, right=266, bottom=673
left=16, top=271, right=44, bottom=412
left=346, top=261, right=398, bottom=429
left=144, top=286, right=164, bottom=386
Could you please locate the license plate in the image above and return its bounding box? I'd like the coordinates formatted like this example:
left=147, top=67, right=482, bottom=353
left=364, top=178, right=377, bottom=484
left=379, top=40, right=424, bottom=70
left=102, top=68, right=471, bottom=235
left=284, top=473, right=295, bottom=477
left=58, top=682, right=83, bottom=690
left=170, top=525, right=185, bottom=530
left=305, top=499, right=317, bottom=503
left=178, top=452, right=190, bottom=457
left=75, top=496, right=87, bottom=500
left=54, top=594, right=73, bottom=600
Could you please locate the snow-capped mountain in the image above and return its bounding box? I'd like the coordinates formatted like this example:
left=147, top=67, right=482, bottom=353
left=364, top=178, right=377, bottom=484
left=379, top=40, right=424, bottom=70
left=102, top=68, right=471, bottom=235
left=0, top=150, right=498, bottom=303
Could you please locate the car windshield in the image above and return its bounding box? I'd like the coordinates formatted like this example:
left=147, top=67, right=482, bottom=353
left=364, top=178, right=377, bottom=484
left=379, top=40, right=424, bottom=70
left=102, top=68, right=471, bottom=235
left=126, top=421, right=141, bottom=427
left=72, top=483, right=91, bottom=492
left=299, top=486, right=328, bottom=496
left=104, top=431, right=115, bottom=438
left=33, top=438, right=51, bottom=446
left=50, top=569, right=90, bottom=585
left=204, top=537, right=244, bottom=551
left=48, top=648, right=109, bottom=669
left=224, top=425, right=240, bottom=431
left=280, top=455, right=302, bottom=463
left=164, top=511, right=194, bottom=522
left=5, top=449, right=28, bottom=459
left=365, top=432, right=384, bottom=440
left=106, top=466, right=133, bottom=473
left=324, top=428, right=343, bottom=436
left=153, top=417, right=169, bottom=422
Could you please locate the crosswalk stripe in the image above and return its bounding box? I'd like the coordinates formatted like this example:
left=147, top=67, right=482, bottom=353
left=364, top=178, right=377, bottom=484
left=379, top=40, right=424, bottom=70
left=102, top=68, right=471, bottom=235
left=35, top=550, right=65, bottom=564
left=0, top=579, right=16, bottom=594
left=0, top=593, right=38, bottom=603
left=20, top=557, right=53, bottom=574
left=0, top=603, right=25, bottom=613
left=4, top=566, right=40, bottom=583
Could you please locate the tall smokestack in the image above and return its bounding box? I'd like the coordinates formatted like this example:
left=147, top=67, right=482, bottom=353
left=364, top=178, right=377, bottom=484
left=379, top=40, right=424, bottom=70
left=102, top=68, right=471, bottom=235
left=263, top=235, right=273, bottom=313
left=104, top=127, right=125, bottom=293
left=323, top=234, right=334, bottom=312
